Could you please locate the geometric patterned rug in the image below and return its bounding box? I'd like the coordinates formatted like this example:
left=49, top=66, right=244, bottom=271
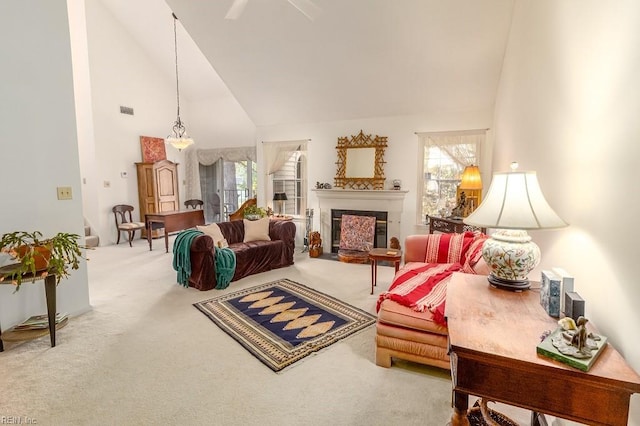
left=193, top=278, right=377, bottom=372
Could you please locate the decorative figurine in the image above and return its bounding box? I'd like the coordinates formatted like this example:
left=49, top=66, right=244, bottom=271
left=389, top=237, right=401, bottom=250
left=450, top=192, right=466, bottom=219
left=309, top=231, right=323, bottom=258
left=552, top=315, right=601, bottom=359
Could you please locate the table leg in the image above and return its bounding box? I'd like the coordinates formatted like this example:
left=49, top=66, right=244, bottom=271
left=164, top=228, right=169, bottom=253
left=394, top=260, right=400, bottom=274
left=44, top=274, right=57, bottom=347
left=531, top=411, right=548, bottom=426
left=370, top=259, right=376, bottom=294
left=451, top=390, right=470, bottom=426
left=147, top=220, right=153, bottom=251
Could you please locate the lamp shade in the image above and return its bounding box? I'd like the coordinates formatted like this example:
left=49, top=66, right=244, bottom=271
left=459, top=165, right=482, bottom=190
left=273, top=192, right=288, bottom=201
left=464, top=168, right=567, bottom=230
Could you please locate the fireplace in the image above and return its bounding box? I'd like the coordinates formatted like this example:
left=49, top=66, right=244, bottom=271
left=331, top=209, right=388, bottom=253
left=312, top=188, right=408, bottom=255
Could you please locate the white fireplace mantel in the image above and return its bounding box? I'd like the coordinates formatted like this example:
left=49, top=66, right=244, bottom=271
left=313, top=189, right=409, bottom=202
left=311, top=189, right=409, bottom=246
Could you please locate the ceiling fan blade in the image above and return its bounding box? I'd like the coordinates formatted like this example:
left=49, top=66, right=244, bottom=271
left=225, top=0, right=249, bottom=20
left=287, top=0, right=321, bottom=21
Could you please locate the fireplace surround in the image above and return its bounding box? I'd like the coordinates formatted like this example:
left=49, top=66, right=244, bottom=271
left=312, top=189, right=408, bottom=251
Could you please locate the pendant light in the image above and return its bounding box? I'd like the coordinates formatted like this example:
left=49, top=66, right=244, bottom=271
left=165, top=13, right=194, bottom=151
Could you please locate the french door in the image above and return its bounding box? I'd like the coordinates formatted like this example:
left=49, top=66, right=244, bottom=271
left=200, top=159, right=256, bottom=222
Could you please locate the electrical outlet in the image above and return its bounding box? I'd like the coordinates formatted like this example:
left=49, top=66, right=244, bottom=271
left=57, top=186, right=73, bottom=200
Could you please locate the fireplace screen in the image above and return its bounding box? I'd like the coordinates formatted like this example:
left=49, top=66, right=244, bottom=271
left=331, top=209, right=388, bottom=253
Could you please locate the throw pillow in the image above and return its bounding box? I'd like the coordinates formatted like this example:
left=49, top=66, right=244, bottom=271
left=461, top=233, right=489, bottom=274
left=243, top=217, right=271, bottom=242
left=424, top=232, right=475, bottom=264
left=197, top=223, right=225, bottom=246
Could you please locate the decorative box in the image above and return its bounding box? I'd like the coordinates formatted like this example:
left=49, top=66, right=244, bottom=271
left=540, top=270, right=561, bottom=318
left=552, top=267, right=574, bottom=314
left=564, top=291, right=585, bottom=321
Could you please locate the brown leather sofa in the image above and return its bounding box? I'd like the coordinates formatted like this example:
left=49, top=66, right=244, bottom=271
left=188, top=220, right=296, bottom=291
left=375, top=232, right=488, bottom=370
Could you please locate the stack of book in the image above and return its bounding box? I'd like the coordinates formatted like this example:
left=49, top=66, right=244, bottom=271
left=13, top=313, right=68, bottom=331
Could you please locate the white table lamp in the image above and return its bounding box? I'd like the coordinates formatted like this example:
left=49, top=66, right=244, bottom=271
left=464, top=162, right=568, bottom=290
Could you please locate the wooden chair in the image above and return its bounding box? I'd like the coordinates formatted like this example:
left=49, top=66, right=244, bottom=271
left=112, top=204, right=146, bottom=247
left=229, top=198, right=257, bottom=221
left=184, top=199, right=204, bottom=209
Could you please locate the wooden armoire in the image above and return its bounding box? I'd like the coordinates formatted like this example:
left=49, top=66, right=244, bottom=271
left=135, top=160, right=180, bottom=237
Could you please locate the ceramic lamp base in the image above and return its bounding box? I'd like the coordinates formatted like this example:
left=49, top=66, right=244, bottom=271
left=482, top=229, right=540, bottom=291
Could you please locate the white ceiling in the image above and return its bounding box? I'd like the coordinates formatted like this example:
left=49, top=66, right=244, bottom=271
left=99, top=0, right=514, bottom=127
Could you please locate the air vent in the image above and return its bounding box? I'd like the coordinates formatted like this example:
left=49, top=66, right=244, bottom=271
left=120, top=106, right=134, bottom=115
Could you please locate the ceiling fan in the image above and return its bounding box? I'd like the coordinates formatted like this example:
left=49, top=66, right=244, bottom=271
left=225, top=0, right=321, bottom=21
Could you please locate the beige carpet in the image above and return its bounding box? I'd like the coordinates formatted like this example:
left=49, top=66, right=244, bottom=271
left=0, top=237, right=543, bottom=425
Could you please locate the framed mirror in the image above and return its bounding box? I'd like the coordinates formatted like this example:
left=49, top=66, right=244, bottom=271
left=334, top=130, right=387, bottom=190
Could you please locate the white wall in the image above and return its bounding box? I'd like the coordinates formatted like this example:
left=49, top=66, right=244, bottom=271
left=0, top=0, right=90, bottom=327
left=81, top=0, right=256, bottom=244
left=84, top=0, right=184, bottom=243
left=493, top=0, right=640, bottom=422
left=256, top=109, right=493, bottom=243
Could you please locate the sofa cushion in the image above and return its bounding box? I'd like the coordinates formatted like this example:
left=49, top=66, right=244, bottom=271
left=378, top=262, right=462, bottom=326
left=461, top=233, right=489, bottom=274
left=230, top=240, right=287, bottom=280
left=243, top=217, right=271, bottom=242
left=377, top=299, right=448, bottom=336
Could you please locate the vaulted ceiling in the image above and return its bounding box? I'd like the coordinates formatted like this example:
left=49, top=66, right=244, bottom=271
left=99, top=0, right=514, bottom=127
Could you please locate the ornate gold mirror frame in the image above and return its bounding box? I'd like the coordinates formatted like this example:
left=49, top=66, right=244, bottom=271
left=334, top=130, right=387, bottom=190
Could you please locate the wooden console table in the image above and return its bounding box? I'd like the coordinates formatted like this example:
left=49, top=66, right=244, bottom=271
left=446, top=273, right=640, bottom=426
left=0, top=273, right=63, bottom=352
left=146, top=209, right=205, bottom=253
left=427, top=215, right=485, bottom=234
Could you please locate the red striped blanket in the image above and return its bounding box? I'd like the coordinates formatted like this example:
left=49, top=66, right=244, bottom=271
left=376, top=262, right=462, bottom=326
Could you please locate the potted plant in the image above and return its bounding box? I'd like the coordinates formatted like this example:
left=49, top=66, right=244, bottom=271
left=0, top=230, right=87, bottom=290
left=243, top=205, right=267, bottom=220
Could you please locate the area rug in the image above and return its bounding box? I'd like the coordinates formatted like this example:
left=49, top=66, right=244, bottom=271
left=193, top=278, right=377, bottom=372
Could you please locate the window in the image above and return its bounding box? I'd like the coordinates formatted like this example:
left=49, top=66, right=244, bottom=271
left=264, top=140, right=308, bottom=217
left=417, top=130, right=485, bottom=223
left=272, top=152, right=303, bottom=215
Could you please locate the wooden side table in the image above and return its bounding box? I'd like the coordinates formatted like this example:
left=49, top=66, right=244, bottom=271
left=446, top=273, right=640, bottom=426
left=368, top=248, right=402, bottom=295
left=0, top=273, right=63, bottom=352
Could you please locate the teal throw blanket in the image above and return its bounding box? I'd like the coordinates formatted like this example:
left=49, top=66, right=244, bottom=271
left=214, top=246, right=236, bottom=289
left=173, top=229, right=204, bottom=288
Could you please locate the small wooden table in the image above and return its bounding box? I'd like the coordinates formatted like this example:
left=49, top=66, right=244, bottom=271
left=368, top=248, right=402, bottom=295
left=146, top=209, right=205, bottom=253
left=446, top=273, right=640, bottom=426
left=0, top=273, right=62, bottom=352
